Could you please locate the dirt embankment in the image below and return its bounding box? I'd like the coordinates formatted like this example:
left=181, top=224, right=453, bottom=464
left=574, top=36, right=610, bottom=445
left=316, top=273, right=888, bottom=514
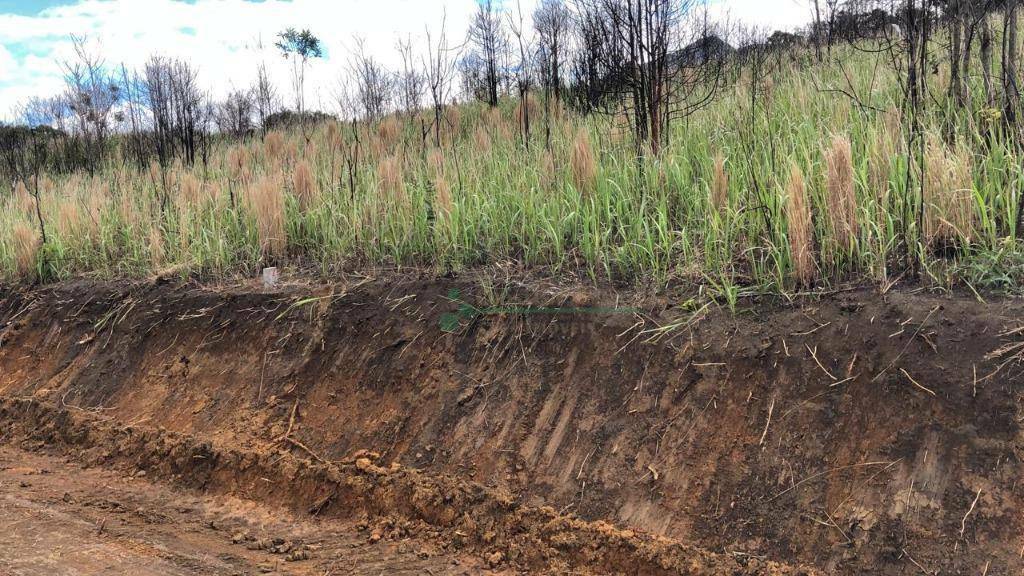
left=0, top=277, right=1021, bottom=574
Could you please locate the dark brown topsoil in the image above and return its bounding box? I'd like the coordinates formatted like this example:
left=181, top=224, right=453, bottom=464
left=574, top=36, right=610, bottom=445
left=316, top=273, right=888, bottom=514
left=0, top=275, right=1021, bottom=574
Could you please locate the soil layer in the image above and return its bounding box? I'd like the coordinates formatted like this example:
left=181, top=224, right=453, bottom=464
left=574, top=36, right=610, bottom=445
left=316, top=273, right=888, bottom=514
left=1, top=277, right=1021, bottom=574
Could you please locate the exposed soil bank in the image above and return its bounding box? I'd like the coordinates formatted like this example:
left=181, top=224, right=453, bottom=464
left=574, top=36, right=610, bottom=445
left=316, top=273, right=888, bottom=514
left=0, top=277, right=1021, bottom=574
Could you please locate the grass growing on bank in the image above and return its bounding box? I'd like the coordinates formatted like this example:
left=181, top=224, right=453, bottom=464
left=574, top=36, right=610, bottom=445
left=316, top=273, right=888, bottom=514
left=2, top=41, right=1024, bottom=298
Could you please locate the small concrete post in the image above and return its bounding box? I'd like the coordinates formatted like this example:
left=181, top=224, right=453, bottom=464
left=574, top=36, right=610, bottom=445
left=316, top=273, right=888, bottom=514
left=261, top=267, right=279, bottom=288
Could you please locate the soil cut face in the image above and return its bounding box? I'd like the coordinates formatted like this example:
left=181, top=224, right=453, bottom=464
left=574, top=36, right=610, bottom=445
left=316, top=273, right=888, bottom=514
left=0, top=276, right=1021, bottom=574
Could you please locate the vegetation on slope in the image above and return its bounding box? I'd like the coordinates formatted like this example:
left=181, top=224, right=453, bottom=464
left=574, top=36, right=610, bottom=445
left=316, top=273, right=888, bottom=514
left=2, top=9, right=1024, bottom=300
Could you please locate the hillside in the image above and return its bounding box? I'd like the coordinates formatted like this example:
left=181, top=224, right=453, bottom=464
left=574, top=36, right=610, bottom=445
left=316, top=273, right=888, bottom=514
left=2, top=30, right=1023, bottom=299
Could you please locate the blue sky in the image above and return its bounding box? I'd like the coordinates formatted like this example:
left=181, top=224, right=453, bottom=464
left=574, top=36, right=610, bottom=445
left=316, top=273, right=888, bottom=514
left=0, top=1, right=69, bottom=15
left=0, top=0, right=812, bottom=119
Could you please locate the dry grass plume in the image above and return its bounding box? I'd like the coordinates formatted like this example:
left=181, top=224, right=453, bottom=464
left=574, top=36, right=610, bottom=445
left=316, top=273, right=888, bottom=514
left=570, top=128, right=597, bottom=195
left=923, top=138, right=976, bottom=246
left=11, top=222, right=39, bottom=277
left=786, top=164, right=815, bottom=285
left=227, top=146, right=251, bottom=184
left=13, top=181, right=36, bottom=219
left=378, top=117, right=400, bottom=147
left=292, top=160, right=319, bottom=210
left=264, top=131, right=285, bottom=162
left=245, top=177, right=286, bottom=258
left=179, top=173, right=202, bottom=207
left=825, top=135, right=857, bottom=251
left=377, top=155, right=407, bottom=209
left=711, top=153, right=728, bottom=213
left=149, top=225, right=165, bottom=267
left=472, top=126, right=492, bottom=154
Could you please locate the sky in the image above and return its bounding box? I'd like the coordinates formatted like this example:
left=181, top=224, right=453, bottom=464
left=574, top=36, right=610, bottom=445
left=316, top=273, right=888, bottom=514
left=0, top=0, right=813, bottom=120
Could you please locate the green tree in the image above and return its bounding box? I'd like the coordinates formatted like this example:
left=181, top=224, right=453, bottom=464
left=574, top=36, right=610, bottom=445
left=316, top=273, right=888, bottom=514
left=275, top=28, right=323, bottom=117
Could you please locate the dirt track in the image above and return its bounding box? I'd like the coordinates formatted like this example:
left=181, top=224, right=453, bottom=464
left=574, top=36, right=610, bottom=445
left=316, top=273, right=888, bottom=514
left=0, top=445, right=488, bottom=575
left=0, top=276, right=1022, bottom=574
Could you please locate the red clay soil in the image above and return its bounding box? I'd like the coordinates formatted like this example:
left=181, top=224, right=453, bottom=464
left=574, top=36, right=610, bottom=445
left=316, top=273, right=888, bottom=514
left=0, top=275, right=1021, bottom=574
left=0, top=444, right=490, bottom=575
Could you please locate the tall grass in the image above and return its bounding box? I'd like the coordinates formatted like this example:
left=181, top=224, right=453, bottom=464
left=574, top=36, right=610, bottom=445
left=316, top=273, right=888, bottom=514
left=825, top=135, right=857, bottom=253
left=570, top=127, right=597, bottom=195
left=2, top=38, right=1024, bottom=295
left=10, top=222, right=38, bottom=277
left=711, top=152, right=729, bottom=215
left=246, top=176, right=286, bottom=258
left=923, top=135, right=977, bottom=247
left=786, top=164, right=814, bottom=286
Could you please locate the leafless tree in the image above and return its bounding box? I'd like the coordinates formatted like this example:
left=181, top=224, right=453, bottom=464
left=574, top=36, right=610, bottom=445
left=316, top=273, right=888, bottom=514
left=812, top=0, right=824, bottom=60
left=980, top=6, right=996, bottom=108
left=947, top=0, right=965, bottom=105
left=458, top=53, right=488, bottom=102
left=568, top=1, right=615, bottom=115
left=571, top=0, right=725, bottom=156
left=883, top=0, right=933, bottom=266
left=252, top=62, right=279, bottom=133
left=217, top=88, right=256, bottom=137
left=508, top=1, right=536, bottom=146
left=3, top=108, right=52, bottom=248
left=333, top=84, right=364, bottom=199
left=731, top=24, right=783, bottom=237
left=534, top=0, right=570, bottom=103
left=423, top=14, right=461, bottom=147
left=467, top=0, right=508, bottom=107
left=1003, top=1, right=1021, bottom=122
left=119, top=64, right=148, bottom=168
left=143, top=56, right=212, bottom=172
left=349, top=37, right=394, bottom=122
left=61, top=35, right=121, bottom=174
left=825, top=0, right=841, bottom=51
left=396, top=36, right=425, bottom=116
left=954, top=1, right=994, bottom=110
left=20, top=96, right=62, bottom=133
left=18, top=95, right=81, bottom=175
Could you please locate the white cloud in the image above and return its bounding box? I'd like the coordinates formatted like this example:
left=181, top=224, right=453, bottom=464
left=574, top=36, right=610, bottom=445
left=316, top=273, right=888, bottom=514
left=0, top=44, right=15, bottom=77
left=0, top=0, right=812, bottom=120
left=706, top=0, right=813, bottom=38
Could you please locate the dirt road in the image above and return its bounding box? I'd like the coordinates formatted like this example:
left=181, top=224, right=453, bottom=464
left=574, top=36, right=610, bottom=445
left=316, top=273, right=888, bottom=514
left=0, top=445, right=486, bottom=576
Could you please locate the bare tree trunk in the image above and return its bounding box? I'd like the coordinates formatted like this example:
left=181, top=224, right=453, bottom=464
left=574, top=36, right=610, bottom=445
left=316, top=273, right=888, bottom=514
left=962, top=2, right=974, bottom=108
left=813, top=0, right=823, bottom=62
left=826, top=0, right=838, bottom=55
left=907, top=2, right=920, bottom=111
left=949, top=0, right=964, bottom=105
left=982, top=16, right=995, bottom=108
left=1004, top=2, right=1020, bottom=122
left=902, top=0, right=930, bottom=268
left=28, top=130, right=48, bottom=247
left=649, top=82, right=661, bottom=155
left=509, top=2, right=533, bottom=148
